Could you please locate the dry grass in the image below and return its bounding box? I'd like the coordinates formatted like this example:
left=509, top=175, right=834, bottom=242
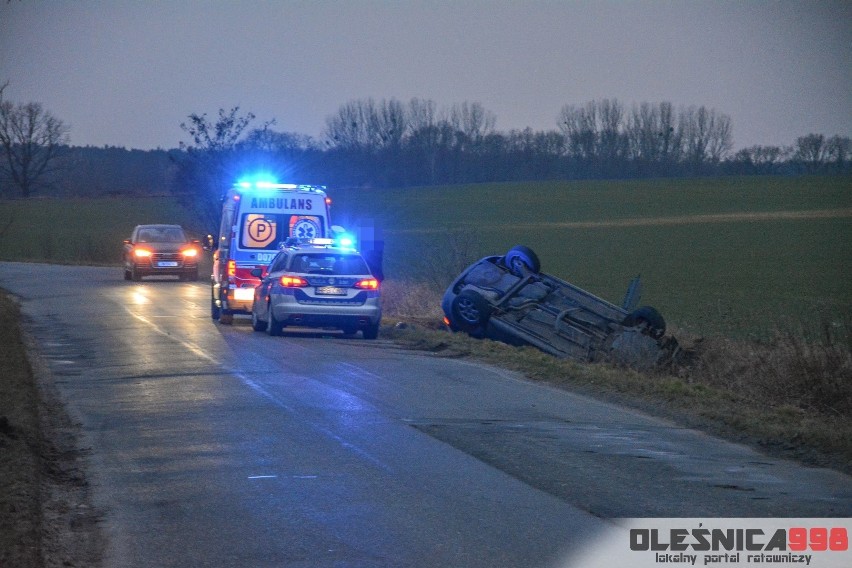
left=686, top=320, right=852, bottom=416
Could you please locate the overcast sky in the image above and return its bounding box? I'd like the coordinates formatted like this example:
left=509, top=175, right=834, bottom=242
left=1, top=0, right=850, bottom=151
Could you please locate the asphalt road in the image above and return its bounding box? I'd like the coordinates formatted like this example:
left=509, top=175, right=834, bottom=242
left=1, top=262, right=851, bottom=568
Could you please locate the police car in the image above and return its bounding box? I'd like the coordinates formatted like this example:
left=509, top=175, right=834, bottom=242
left=249, top=239, right=382, bottom=339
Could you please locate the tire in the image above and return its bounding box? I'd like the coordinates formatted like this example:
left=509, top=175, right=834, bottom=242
left=131, top=266, right=142, bottom=282
left=362, top=323, right=379, bottom=340
left=218, top=312, right=234, bottom=325
left=210, top=289, right=221, bottom=320
left=266, top=303, right=284, bottom=336
left=450, top=290, right=492, bottom=332
left=504, top=245, right=541, bottom=276
left=622, top=306, right=666, bottom=340
left=123, top=269, right=131, bottom=281
left=251, top=307, right=266, bottom=332
left=188, top=270, right=199, bottom=282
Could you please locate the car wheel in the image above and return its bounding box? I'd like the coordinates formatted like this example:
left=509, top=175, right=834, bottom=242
left=189, top=270, right=199, bottom=282
left=362, top=323, right=379, bottom=340
left=124, top=269, right=131, bottom=281
left=266, top=304, right=284, bottom=336
left=251, top=307, right=266, bottom=332
left=131, top=266, right=142, bottom=281
left=622, top=306, right=666, bottom=340
left=451, top=290, right=492, bottom=332
left=504, top=245, right=541, bottom=277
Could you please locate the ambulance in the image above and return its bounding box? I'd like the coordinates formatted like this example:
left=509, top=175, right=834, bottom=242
left=210, top=180, right=334, bottom=324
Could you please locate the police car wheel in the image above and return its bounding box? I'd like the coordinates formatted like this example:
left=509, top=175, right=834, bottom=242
left=266, top=304, right=284, bottom=336
left=363, top=323, right=379, bottom=340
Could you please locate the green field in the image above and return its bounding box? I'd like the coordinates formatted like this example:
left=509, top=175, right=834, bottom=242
left=1, top=176, right=850, bottom=336
left=0, top=196, right=203, bottom=264
left=332, top=176, right=852, bottom=336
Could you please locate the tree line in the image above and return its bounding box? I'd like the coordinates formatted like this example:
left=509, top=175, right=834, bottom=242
left=1, top=89, right=850, bottom=209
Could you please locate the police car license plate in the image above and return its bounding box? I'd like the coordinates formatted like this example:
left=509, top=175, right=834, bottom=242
left=316, top=286, right=346, bottom=296
left=157, top=261, right=179, bottom=267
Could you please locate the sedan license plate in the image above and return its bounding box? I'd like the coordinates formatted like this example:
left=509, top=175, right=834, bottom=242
left=316, top=286, right=346, bottom=296
left=157, top=261, right=179, bottom=267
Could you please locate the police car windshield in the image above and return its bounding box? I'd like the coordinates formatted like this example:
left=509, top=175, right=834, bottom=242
left=292, top=253, right=370, bottom=275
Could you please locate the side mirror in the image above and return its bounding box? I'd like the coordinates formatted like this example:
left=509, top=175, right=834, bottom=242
left=250, top=268, right=263, bottom=278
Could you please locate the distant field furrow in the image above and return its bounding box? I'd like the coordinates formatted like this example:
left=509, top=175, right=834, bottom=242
left=390, top=207, right=852, bottom=233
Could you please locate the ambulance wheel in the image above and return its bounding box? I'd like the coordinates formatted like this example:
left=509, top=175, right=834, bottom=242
left=210, top=294, right=221, bottom=320
left=504, top=245, right=540, bottom=277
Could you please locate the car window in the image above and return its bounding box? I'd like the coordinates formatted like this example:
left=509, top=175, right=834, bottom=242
left=268, top=253, right=288, bottom=273
left=293, top=253, right=369, bottom=275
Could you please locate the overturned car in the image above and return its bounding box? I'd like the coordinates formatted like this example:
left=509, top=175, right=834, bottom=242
left=441, top=245, right=679, bottom=369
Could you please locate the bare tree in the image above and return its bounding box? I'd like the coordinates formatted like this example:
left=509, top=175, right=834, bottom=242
left=793, top=133, right=828, bottom=172
left=324, top=98, right=407, bottom=150
left=597, top=98, right=626, bottom=164
left=176, top=107, right=266, bottom=233
left=680, top=105, right=732, bottom=171
left=0, top=82, right=70, bottom=198
left=558, top=101, right=598, bottom=160
left=825, top=135, right=851, bottom=171
left=448, top=101, right=496, bottom=144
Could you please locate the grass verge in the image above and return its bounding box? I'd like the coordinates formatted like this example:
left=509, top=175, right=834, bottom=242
left=0, top=291, right=41, bottom=567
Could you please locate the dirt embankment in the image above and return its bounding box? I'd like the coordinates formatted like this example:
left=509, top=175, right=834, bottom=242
left=0, top=291, right=103, bottom=568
